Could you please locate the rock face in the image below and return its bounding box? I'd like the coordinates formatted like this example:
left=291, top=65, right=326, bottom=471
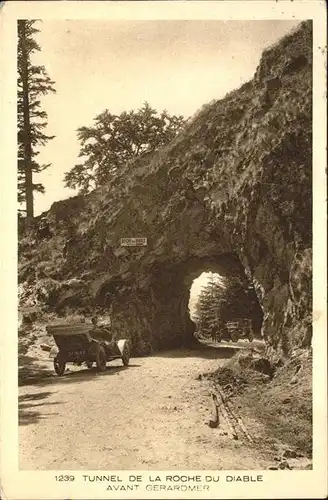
left=19, top=22, right=312, bottom=356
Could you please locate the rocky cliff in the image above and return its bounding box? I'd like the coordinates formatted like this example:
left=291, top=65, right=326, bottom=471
left=19, top=21, right=312, bottom=357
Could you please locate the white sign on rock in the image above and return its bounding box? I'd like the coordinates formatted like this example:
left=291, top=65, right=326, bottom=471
left=120, top=237, right=148, bottom=247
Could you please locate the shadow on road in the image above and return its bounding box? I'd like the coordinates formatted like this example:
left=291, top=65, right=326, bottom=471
left=49, top=363, right=141, bottom=386
left=19, top=391, right=53, bottom=401
left=19, top=361, right=141, bottom=388
left=18, top=390, right=62, bottom=426
left=155, top=344, right=240, bottom=360
left=154, top=338, right=264, bottom=360
left=19, top=354, right=54, bottom=387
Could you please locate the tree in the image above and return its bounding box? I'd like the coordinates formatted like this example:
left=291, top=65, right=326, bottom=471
left=17, top=20, right=56, bottom=222
left=194, top=276, right=226, bottom=338
left=64, top=102, right=186, bottom=193
left=193, top=274, right=260, bottom=339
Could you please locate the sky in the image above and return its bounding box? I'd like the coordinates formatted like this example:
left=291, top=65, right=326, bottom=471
left=30, top=19, right=300, bottom=215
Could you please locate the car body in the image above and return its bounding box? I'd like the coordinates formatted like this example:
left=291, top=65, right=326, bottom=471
left=46, top=323, right=130, bottom=376
left=206, top=318, right=254, bottom=343
left=225, top=319, right=254, bottom=342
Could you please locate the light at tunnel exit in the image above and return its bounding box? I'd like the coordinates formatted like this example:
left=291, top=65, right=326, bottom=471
left=188, top=272, right=224, bottom=320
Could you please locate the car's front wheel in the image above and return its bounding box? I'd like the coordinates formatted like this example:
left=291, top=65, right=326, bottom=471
left=96, top=347, right=107, bottom=372
left=54, top=357, right=66, bottom=376
left=122, top=342, right=130, bottom=366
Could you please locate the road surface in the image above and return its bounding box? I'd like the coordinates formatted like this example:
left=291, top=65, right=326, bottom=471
left=19, top=344, right=277, bottom=470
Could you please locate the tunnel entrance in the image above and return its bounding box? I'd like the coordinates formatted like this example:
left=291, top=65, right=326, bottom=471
left=188, top=266, right=264, bottom=345
left=98, top=253, right=263, bottom=355
left=97, top=253, right=264, bottom=353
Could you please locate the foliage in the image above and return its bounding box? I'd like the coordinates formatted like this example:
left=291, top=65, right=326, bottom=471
left=194, top=275, right=258, bottom=337
left=17, top=20, right=56, bottom=218
left=194, top=276, right=226, bottom=337
left=64, top=102, right=186, bottom=193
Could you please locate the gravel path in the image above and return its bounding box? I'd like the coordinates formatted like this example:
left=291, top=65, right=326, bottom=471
left=19, top=345, right=275, bottom=470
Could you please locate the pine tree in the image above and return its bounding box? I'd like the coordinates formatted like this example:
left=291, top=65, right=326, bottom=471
left=194, top=275, right=226, bottom=338
left=17, top=20, right=56, bottom=222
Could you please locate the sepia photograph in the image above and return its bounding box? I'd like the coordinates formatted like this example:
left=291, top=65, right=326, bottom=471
left=1, top=1, right=327, bottom=499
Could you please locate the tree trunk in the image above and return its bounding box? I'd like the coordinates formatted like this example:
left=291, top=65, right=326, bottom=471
left=20, top=21, right=34, bottom=224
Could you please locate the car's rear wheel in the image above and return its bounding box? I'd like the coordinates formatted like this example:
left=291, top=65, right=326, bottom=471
left=86, top=361, right=93, bottom=369
left=54, top=357, right=66, bottom=376
left=96, top=347, right=107, bottom=372
left=122, top=343, right=130, bottom=366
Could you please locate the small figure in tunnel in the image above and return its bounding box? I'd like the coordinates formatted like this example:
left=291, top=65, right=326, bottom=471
left=91, top=315, right=99, bottom=327
left=210, top=329, right=217, bottom=343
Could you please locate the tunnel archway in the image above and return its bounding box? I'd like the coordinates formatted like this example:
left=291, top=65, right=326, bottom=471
left=95, top=252, right=264, bottom=354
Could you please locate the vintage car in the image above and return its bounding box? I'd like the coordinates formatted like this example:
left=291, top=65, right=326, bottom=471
left=225, top=319, right=254, bottom=342
left=208, top=319, right=254, bottom=343
left=46, top=323, right=130, bottom=376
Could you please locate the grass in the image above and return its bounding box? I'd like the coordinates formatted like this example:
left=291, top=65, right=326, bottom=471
left=213, top=348, right=312, bottom=456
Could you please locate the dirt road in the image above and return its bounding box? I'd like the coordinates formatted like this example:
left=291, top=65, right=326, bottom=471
left=19, top=344, right=280, bottom=470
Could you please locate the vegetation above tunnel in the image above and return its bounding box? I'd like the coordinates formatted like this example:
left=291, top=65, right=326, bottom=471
left=63, top=102, right=186, bottom=194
